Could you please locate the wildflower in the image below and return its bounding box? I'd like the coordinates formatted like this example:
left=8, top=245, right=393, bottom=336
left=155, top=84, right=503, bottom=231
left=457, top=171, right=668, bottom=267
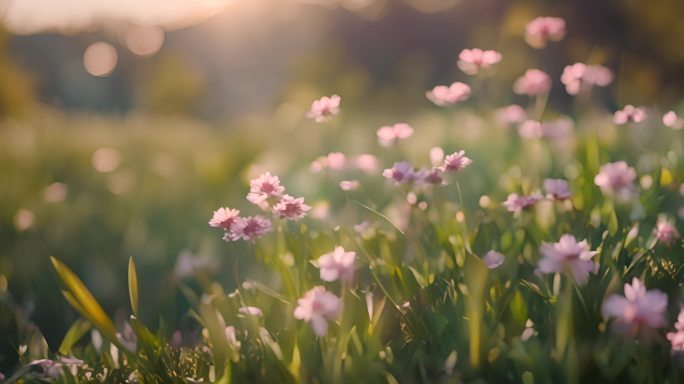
left=30, top=359, right=63, bottom=379
left=247, top=172, right=285, bottom=207
left=663, top=111, right=684, bottom=129
left=273, top=195, right=311, bottom=220
left=209, top=207, right=240, bottom=230
left=294, top=286, right=341, bottom=336
left=538, top=234, right=597, bottom=285
left=238, top=306, right=263, bottom=317
left=655, top=218, right=679, bottom=247
left=543, top=178, right=571, bottom=200
left=355, top=154, right=379, bottom=174
left=524, top=16, right=566, bottom=49
left=602, top=277, right=668, bottom=336
left=667, top=309, right=684, bottom=352
left=426, top=82, right=471, bottom=106
left=518, top=120, right=544, bottom=139
left=383, top=161, right=418, bottom=183
left=457, top=48, right=502, bottom=76
left=496, top=104, right=526, bottom=124
left=440, top=150, right=473, bottom=172
left=483, top=250, right=505, bottom=269
left=513, top=69, right=551, bottom=96
left=503, top=193, right=541, bottom=214
left=422, top=168, right=445, bottom=185
left=327, top=152, right=347, bottom=170
left=377, top=123, right=414, bottom=147
left=317, top=246, right=356, bottom=282
left=594, top=161, right=637, bottom=200
left=225, top=216, right=272, bottom=242
left=339, top=180, right=359, bottom=191
left=560, top=63, right=612, bottom=95
left=307, top=94, right=340, bottom=122
left=613, top=105, right=647, bottom=125
left=430, top=147, right=445, bottom=166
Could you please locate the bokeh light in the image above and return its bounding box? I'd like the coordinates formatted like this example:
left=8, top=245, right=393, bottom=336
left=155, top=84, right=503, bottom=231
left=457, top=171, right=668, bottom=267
left=83, top=42, right=118, bottom=77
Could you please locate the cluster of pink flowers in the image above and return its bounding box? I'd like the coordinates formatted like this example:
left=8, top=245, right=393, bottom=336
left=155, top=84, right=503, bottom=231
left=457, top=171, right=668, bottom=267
left=513, top=69, right=552, bottom=96
left=537, top=234, right=597, bottom=285
left=307, top=94, right=341, bottom=122
left=602, top=278, right=668, bottom=337
left=594, top=161, right=637, bottom=201
left=377, top=123, right=414, bottom=147
left=613, top=105, right=647, bottom=125
left=560, top=63, right=613, bottom=95
left=525, top=16, right=566, bottom=49
left=457, top=48, right=502, bottom=76
left=209, top=172, right=310, bottom=242
left=383, top=150, right=471, bottom=186
left=504, top=179, right=571, bottom=214
left=426, top=82, right=471, bottom=106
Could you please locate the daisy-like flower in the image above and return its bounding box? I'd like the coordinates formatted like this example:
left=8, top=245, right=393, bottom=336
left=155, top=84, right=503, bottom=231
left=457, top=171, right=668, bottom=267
left=457, top=48, right=502, bottom=76
left=655, top=218, right=680, bottom=247
left=317, top=246, right=356, bottom=282
left=383, top=161, right=418, bottom=183
left=377, top=123, right=414, bottom=147
left=538, top=234, right=597, bottom=285
left=594, top=161, right=637, bottom=200
left=209, top=207, right=240, bottom=230
left=663, top=111, right=684, bottom=129
left=247, top=172, right=285, bottom=207
left=483, top=250, right=505, bottom=269
left=440, top=150, right=473, bottom=173
left=667, top=308, right=684, bottom=352
left=513, top=69, right=551, bottom=96
left=273, top=195, right=311, bottom=221
left=560, top=63, right=613, bottom=95
left=543, top=178, right=572, bottom=200
left=226, top=216, right=272, bottom=242
left=602, top=277, right=668, bottom=336
left=426, top=82, right=471, bottom=106
left=503, top=193, right=542, bottom=214
left=613, top=105, right=647, bottom=125
left=518, top=120, right=544, bottom=139
left=294, top=286, right=341, bottom=336
left=307, top=94, right=341, bottom=122
left=496, top=104, right=526, bottom=124
left=524, top=16, right=566, bottom=49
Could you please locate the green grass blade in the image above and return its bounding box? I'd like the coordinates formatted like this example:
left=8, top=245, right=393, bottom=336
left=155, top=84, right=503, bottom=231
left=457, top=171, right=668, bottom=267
left=128, top=256, right=139, bottom=317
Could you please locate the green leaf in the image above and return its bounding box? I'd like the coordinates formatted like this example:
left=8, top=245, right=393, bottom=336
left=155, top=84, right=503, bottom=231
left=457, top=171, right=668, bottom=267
left=464, top=253, right=489, bottom=369
left=128, top=256, right=139, bottom=317
left=50, top=256, right=117, bottom=340
left=58, top=319, right=92, bottom=355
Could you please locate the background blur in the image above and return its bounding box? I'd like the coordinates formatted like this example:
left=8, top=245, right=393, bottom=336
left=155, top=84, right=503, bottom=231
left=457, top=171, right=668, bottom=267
left=1, top=0, right=684, bottom=375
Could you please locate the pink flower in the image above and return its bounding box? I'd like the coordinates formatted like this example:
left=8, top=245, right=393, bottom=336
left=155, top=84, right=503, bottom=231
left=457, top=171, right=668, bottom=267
left=503, top=193, right=541, bottom=214
left=294, top=286, right=341, bottom=336
left=430, top=147, right=445, bottom=166
left=457, top=48, right=502, bottom=76
left=307, top=94, right=340, bottom=122
left=483, top=250, right=505, bottom=269
left=440, top=150, right=473, bottom=172
left=383, top=161, right=418, bottom=183
left=513, top=69, right=551, bottom=96
left=426, top=82, right=471, bottom=106
left=209, top=207, right=240, bottom=230
left=238, top=306, right=263, bottom=317
left=247, top=172, right=285, bottom=207
left=561, top=63, right=613, bottom=95
left=538, top=234, right=597, bottom=285
left=355, top=154, right=379, bottom=174
left=594, top=161, right=637, bottom=200
left=421, top=168, right=445, bottom=185
left=667, top=309, right=684, bottom=351
left=327, top=152, right=347, bottom=170
left=225, top=216, right=272, bottom=242
left=339, top=180, right=359, bottom=191
left=377, top=123, right=414, bottom=147
left=518, top=120, right=544, bottom=139
left=602, top=278, right=668, bottom=336
left=497, top=104, right=526, bottom=124
left=317, top=246, right=356, bottom=282
left=525, top=16, right=566, bottom=49
left=613, top=105, right=647, bottom=125
left=655, top=218, right=679, bottom=247
left=663, top=111, right=683, bottom=129
left=543, top=178, right=571, bottom=200
left=273, top=195, right=311, bottom=221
